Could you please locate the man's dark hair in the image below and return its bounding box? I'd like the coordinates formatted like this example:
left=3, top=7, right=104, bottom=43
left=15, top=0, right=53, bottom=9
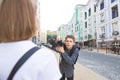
left=65, top=35, right=75, bottom=42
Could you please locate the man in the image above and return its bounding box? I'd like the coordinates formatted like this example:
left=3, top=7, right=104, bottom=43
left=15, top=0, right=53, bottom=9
left=56, top=35, right=79, bottom=80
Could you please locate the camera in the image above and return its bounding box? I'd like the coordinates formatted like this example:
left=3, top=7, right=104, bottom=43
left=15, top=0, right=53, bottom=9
left=49, top=39, right=64, bottom=48
left=55, top=40, right=64, bottom=47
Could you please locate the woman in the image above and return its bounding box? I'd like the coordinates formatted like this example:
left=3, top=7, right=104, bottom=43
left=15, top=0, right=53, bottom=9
left=0, top=0, right=61, bottom=80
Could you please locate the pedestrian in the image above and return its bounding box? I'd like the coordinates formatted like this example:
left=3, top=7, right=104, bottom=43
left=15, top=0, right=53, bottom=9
left=0, top=0, right=61, bottom=80
left=56, top=35, right=79, bottom=80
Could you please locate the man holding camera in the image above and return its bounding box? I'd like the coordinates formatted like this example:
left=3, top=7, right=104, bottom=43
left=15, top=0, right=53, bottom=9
left=56, top=35, right=79, bottom=80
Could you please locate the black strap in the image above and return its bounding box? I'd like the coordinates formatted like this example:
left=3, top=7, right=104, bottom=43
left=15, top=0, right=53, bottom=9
left=7, top=46, right=40, bottom=80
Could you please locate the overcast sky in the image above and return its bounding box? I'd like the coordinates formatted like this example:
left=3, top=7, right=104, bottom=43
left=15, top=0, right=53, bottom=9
left=40, top=0, right=89, bottom=31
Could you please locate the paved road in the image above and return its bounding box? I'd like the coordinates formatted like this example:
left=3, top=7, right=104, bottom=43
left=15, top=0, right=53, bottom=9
left=78, top=51, right=120, bottom=80
left=42, top=45, right=107, bottom=80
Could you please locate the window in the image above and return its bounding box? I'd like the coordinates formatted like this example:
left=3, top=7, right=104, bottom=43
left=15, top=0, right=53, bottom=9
left=85, top=31, right=87, bottom=39
left=75, top=26, right=78, bottom=32
left=112, top=5, right=118, bottom=19
left=72, top=24, right=73, bottom=28
left=101, top=26, right=105, bottom=35
left=85, top=12, right=87, bottom=19
left=85, top=35, right=87, bottom=39
left=94, top=16, right=96, bottom=23
left=72, top=30, right=73, bottom=33
left=94, top=5, right=96, bottom=12
left=112, top=22, right=118, bottom=31
left=88, top=8, right=91, bottom=16
left=100, top=13, right=104, bottom=22
left=100, top=0, right=104, bottom=10
left=85, top=22, right=87, bottom=28
left=88, top=19, right=91, bottom=26
left=99, top=26, right=105, bottom=39
left=80, top=37, right=83, bottom=40
left=111, top=0, right=116, bottom=3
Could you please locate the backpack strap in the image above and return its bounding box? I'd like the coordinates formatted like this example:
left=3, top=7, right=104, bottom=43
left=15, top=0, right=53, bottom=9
left=7, top=46, right=40, bottom=80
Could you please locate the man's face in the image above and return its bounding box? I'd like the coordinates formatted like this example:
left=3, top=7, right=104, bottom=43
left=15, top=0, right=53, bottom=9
left=65, top=38, right=74, bottom=50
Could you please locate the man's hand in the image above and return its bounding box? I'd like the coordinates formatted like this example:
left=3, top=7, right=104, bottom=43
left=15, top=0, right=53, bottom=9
left=56, top=46, right=64, bottom=53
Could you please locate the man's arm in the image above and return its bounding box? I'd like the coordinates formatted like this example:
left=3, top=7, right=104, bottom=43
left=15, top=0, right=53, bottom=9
left=61, top=48, right=79, bottom=65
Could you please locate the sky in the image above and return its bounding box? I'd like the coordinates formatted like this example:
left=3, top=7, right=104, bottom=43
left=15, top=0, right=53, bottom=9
left=40, top=0, right=89, bottom=31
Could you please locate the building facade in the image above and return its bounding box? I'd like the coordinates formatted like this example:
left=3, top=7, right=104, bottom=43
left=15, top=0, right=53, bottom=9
left=96, top=0, right=120, bottom=48
left=32, top=0, right=41, bottom=44
left=57, top=0, right=120, bottom=48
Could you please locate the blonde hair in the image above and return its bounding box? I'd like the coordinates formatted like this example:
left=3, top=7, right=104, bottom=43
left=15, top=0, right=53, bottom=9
left=0, top=0, right=38, bottom=42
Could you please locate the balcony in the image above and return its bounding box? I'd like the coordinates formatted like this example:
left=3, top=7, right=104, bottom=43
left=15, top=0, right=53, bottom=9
left=99, top=33, right=105, bottom=39
left=88, top=34, right=92, bottom=40
left=100, top=20, right=104, bottom=22
left=112, top=31, right=119, bottom=36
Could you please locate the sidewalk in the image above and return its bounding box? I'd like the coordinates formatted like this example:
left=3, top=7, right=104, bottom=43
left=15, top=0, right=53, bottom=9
left=81, top=48, right=107, bottom=54
left=74, top=63, right=107, bottom=80
left=54, top=52, right=107, bottom=80
left=44, top=46, right=107, bottom=80
left=81, top=48, right=120, bottom=57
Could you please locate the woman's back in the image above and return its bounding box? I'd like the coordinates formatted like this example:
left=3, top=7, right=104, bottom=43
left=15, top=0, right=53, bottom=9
left=0, top=40, right=61, bottom=80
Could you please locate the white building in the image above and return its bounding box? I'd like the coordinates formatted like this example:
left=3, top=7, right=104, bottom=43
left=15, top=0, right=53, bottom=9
left=95, top=0, right=120, bottom=48
left=57, top=0, right=120, bottom=48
